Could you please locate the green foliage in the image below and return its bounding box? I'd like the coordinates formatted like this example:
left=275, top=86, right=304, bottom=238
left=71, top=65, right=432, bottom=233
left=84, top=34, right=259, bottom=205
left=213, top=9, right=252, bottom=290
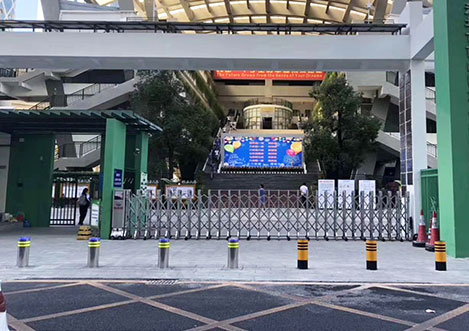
left=304, top=73, right=381, bottom=179
left=131, top=71, right=219, bottom=180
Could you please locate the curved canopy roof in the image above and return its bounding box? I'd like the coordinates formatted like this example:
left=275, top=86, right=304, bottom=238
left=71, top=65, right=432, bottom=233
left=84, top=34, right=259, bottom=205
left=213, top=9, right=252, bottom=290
left=93, top=0, right=395, bottom=24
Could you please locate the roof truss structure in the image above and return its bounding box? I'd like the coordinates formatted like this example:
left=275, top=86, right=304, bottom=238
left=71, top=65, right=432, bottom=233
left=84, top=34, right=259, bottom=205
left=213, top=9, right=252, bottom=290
left=95, top=0, right=395, bottom=25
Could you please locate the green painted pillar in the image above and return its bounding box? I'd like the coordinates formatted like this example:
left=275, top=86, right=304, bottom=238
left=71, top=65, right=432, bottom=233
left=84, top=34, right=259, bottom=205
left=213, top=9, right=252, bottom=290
left=135, top=132, right=149, bottom=191
left=6, top=134, right=55, bottom=227
left=101, top=119, right=126, bottom=239
left=434, top=0, right=469, bottom=257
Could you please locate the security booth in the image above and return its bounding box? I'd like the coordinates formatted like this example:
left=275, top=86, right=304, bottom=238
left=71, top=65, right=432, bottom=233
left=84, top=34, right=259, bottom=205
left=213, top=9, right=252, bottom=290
left=0, top=109, right=161, bottom=239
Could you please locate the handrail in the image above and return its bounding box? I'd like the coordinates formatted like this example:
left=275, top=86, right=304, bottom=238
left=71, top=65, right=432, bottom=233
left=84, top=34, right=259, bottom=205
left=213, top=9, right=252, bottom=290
left=383, top=132, right=438, bottom=158
left=28, top=96, right=51, bottom=111
left=0, top=20, right=407, bottom=35
left=56, top=135, right=101, bottom=159
left=67, top=83, right=117, bottom=105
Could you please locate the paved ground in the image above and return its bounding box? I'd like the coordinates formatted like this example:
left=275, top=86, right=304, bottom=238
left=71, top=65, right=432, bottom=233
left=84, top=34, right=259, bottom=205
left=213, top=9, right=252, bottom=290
left=1, top=224, right=469, bottom=283
left=3, top=280, right=469, bottom=331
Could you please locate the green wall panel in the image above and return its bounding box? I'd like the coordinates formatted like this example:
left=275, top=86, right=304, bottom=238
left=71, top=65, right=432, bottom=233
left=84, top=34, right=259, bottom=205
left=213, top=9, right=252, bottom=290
left=6, top=134, right=55, bottom=227
left=434, top=0, right=469, bottom=257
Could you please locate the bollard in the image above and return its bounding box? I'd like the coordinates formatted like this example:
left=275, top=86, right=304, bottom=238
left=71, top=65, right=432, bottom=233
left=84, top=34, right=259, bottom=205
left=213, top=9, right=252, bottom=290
left=366, top=240, right=378, bottom=270
left=87, top=238, right=101, bottom=268
left=158, top=238, right=170, bottom=269
left=435, top=241, right=447, bottom=271
left=297, top=239, right=308, bottom=269
left=227, top=238, right=239, bottom=269
left=17, top=237, right=31, bottom=268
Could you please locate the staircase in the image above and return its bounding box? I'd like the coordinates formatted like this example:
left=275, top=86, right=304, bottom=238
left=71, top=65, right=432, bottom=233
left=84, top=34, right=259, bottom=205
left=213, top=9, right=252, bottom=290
left=200, top=164, right=320, bottom=191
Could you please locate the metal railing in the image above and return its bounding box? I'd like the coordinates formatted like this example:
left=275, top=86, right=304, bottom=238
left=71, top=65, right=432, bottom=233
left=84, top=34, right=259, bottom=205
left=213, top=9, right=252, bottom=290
left=427, top=142, right=437, bottom=158
left=28, top=97, right=51, bottom=111
left=383, top=132, right=438, bottom=159
left=243, top=98, right=293, bottom=110
left=56, top=136, right=101, bottom=159
left=426, top=87, right=436, bottom=102
left=0, top=20, right=407, bottom=35
left=66, top=83, right=117, bottom=105
left=124, top=190, right=411, bottom=241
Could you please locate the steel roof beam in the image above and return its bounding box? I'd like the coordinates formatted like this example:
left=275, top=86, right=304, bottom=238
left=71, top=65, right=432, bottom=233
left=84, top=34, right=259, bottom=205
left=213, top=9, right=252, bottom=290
left=303, top=0, right=311, bottom=23
left=224, top=0, right=234, bottom=23
left=180, top=0, right=195, bottom=21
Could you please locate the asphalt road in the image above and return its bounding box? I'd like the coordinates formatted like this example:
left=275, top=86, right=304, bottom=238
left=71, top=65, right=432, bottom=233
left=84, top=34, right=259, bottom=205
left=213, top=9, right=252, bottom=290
left=3, top=280, right=469, bottom=331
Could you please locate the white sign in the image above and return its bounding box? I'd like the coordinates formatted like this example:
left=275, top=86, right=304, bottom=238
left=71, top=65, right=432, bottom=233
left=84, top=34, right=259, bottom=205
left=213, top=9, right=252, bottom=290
left=359, top=180, right=376, bottom=208
left=90, top=200, right=100, bottom=227
left=338, top=180, right=355, bottom=207
left=165, top=185, right=195, bottom=200
left=318, top=179, right=335, bottom=208
left=147, top=184, right=157, bottom=200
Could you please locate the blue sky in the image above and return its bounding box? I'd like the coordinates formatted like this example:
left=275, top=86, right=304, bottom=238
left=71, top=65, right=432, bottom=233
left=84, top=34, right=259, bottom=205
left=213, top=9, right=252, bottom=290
left=16, top=0, right=39, bottom=19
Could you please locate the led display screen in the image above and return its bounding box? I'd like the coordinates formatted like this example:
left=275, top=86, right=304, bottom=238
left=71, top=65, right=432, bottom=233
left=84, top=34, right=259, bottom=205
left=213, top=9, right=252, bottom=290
left=223, top=136, right=303, bottom=168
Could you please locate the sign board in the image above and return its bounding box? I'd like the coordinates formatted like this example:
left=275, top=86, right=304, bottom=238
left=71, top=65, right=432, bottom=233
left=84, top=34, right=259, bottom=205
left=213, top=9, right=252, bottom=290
left=359, top=180, right=376, bottom=208
left=338, top=180, right=355, bottom=207
left=165, top=185, right=195, bottom=200
left=147, top=184, right=158, bottom=200
left=213, top=71, right=326, bottom=81
left=140, top=172, right=148, bottom=191
left=113, top=169, right=123, bottom=188
left=318, top=179, right=335, bottom=208
left=90, top=200, right=100, bottom=228
left=223, top=136, right=303, bottom=168
left=111, top=189, right=126, bottom=228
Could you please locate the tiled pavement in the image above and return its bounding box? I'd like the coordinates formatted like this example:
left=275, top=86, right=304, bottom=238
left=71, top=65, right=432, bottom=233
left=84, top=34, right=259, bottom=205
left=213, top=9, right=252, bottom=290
left=3, top=280, right=469, bottom=331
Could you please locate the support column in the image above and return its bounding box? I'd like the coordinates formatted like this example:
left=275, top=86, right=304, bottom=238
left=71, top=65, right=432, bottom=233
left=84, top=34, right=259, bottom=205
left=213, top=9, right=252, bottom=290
left=433, top=0, right=469, bottom=257
left=410, top=60, right=428, bottom=232
left=6, top=134, right=55, bottom=227
left=398, top=1, right=428, bottom=232
left=101, top=119, right=126, bottom=239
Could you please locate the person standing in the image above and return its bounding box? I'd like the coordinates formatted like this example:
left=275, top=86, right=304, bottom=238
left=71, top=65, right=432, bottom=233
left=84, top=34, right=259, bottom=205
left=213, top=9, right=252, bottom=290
left=77, top=188, right=91, bottom=225
left=259, top=184, right=266, bottom=209
left=300, top=183, right=309, bottom=207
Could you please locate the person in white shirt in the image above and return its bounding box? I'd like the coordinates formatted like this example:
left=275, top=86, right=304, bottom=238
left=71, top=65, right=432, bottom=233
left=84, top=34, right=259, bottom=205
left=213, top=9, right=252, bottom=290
left=300, top=183, right=309, bottom=207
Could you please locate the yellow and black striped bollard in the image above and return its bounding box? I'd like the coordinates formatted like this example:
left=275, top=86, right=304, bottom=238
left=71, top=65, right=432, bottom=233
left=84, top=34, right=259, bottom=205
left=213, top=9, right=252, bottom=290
left=158, top=238, right=170, bottom=269
left=366, top=240, right=377, bottom=270
left=88, top=238, right=101, bottom=268
left=297, top=240, right=308, bottom=269
left=435, top=241, right=447, bottom=271
left=17, top=237, right=31, bottom=268
left=227, top=238, right=239, bottom=269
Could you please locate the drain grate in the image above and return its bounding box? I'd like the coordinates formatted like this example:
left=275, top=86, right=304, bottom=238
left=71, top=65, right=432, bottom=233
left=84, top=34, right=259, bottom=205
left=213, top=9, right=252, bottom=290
left=145, top=279, right=178, bottom=286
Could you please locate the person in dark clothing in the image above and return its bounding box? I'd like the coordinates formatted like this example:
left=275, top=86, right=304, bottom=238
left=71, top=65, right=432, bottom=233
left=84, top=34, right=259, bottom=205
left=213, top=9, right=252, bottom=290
left=78, top=188, right=91, bottom=225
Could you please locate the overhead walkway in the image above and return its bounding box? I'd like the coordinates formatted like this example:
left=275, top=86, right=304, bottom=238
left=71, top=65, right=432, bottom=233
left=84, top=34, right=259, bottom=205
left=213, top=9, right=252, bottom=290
left=0, top=21, right=410, bottom=71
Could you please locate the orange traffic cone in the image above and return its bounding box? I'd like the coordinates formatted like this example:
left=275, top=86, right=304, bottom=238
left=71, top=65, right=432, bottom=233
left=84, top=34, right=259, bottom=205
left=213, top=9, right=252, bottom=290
left=425, top=211, right=440, bottom=252
left=412, top=210, right=427, bottom=247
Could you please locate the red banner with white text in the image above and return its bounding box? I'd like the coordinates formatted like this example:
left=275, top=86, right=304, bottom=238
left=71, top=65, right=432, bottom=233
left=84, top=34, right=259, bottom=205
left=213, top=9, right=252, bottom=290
left=213, top=71, right=326, bottom=81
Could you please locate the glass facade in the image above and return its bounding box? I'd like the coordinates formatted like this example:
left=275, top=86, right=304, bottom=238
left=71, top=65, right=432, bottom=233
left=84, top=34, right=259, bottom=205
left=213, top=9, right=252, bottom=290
left=243, top=104, right=293, bottom=130
left=399, top=70, right=412, bottom=190
left=0, top=0, right=15, bottom=19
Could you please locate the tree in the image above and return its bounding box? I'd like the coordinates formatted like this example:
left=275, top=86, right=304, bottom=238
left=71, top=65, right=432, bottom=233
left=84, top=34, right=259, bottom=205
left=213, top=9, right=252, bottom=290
left=131, top=71, right=219, bottom=180
left=303, top=73, right=381, bottom=180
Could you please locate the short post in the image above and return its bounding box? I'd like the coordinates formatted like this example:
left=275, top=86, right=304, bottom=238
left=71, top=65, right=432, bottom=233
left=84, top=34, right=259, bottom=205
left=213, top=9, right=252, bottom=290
left=87, top=238, right=101, bottom=268
left=158, top=238, right=170, bottom=269
left=366, top=240, right=377, bottom=270
left=435, top=241, right=447, bottom=271
left=297, top=239, right=308, bottom=269
left=227, top=238, right=239, bottom=269
left=17, top=237, right=31, bottom=268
